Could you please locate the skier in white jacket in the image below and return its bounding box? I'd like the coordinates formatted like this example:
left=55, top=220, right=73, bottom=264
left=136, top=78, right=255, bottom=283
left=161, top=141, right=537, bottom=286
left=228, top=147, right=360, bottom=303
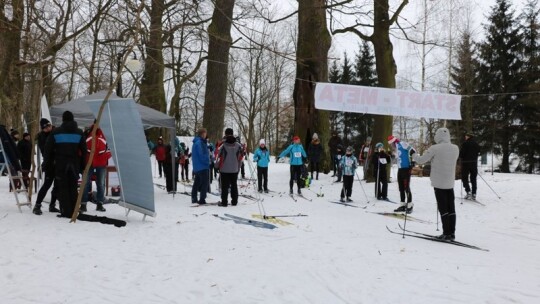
left=412, top=128, right=459, bottom=240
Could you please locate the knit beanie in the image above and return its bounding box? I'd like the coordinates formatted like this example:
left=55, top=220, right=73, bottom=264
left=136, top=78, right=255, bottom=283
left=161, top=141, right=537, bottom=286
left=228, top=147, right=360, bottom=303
left=62, top=111, right=74, bottom=122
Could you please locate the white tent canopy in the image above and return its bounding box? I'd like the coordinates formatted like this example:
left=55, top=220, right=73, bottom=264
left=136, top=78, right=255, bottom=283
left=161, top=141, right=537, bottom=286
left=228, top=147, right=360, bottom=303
left=49, top=92, right=176, bottom=218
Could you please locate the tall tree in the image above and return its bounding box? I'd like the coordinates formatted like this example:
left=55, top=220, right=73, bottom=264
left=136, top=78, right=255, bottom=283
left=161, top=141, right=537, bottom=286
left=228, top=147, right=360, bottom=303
left=0, top=0, right=24, bottom=127
left=449, top=30, right=478, bottom=141
left=477, top=0, right=524, bottom=173
left=139, top=0, right=166, bottom=113
left=333, top=0, right=410, bottom=181
left=293, top=0, right=332, bottom=172
left=202, top=0, right=235, bottom=142
left=517, top=0, right=540, bottom=172
left=340, top=53, right=354, bottom=146
left=352, top=41, right=376, bottom=147
left=328, top=60, right=342, bottom=134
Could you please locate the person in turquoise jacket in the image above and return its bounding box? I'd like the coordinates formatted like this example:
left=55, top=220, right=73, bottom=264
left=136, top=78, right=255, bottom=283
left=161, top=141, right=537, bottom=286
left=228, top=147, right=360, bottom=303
left=253, top=139, right=270, bottom=193
left=340, top=146, right=359, bottom=202
left=277, top=136, right=307, bottom=195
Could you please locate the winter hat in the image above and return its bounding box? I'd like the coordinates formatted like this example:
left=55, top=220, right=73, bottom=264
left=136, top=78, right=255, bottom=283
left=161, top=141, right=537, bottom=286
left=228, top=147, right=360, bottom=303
left=40, top=118, right=51, bottom=129
left=312, top=133, right=319, bottom=140
left=375, top=142, right=384, bottom=149
left=292, top=136, right=300, bottom=142
left=346, top=146, right=354, bottom=153
left=387, top=135, right=399, bottom=144
left=23, top=132, right=30, bottom=138
left=465, top=131, right=474, bottom=138
left=225, top=128, right=234, bottom=136
left=62, top=111, right=74, bottom=122
left=259, top=139, right=266, bottom=145
left=10, top=129, right=19, bottom=137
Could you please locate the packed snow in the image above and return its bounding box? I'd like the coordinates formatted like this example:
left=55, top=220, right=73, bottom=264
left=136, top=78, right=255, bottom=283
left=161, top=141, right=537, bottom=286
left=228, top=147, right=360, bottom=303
left=1, top=156, right=539, bottom=303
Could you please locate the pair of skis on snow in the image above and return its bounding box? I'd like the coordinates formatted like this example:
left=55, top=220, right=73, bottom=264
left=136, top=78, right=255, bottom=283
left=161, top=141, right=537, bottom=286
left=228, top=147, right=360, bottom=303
left=387, top=223, right=488, bottom=251
left=212, top=213, right=277, bottom=229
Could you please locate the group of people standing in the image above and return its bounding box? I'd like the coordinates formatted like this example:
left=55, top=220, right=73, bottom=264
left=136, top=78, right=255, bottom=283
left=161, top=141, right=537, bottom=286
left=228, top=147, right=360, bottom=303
left=31, top=111, right=111, bottom=217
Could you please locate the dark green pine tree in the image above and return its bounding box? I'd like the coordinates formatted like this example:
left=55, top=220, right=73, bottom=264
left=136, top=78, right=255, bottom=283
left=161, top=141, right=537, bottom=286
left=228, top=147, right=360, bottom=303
left=340, top=53, right=355, bottom=146
left=516, top=0, right=540, bottom=173
left=477, top=0, right=525, bottom=173
left=328, top=60, right=343, bottom=134
left=351, top=41, right=377, bottom=150
left=449, top=30, right=479, bottom=143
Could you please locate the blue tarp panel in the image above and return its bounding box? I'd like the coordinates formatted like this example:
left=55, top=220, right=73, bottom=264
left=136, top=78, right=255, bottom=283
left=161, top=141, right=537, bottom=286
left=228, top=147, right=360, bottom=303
left=87, top=99, right=155, bottom=217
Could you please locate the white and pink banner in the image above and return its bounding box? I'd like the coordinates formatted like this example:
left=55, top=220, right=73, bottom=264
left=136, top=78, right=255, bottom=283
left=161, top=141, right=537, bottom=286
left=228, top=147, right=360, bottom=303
left=314, top=83, right=461, bottom=120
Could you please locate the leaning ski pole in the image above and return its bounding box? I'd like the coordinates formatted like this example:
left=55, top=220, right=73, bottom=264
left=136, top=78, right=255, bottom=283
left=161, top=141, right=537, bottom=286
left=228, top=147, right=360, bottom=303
left=355, top=171, right=370, bottom=203
left=436, top=206, right=439, bottom=231
left=478, top=172, right=501, bottom=199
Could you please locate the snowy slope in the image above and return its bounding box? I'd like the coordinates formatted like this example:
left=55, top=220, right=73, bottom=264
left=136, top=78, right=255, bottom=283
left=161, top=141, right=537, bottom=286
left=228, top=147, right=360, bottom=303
left=1, top=158, right=539, bottom=304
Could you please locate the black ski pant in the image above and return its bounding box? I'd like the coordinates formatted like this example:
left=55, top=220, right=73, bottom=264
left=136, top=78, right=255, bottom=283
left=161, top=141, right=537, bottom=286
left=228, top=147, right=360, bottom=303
left=157, top=160, right=165, bottom=177
left=55, top=168, right=79, bottom=218
left=289, top=165, right=303, bottom=191
left=341, top=175, right=354, bottom=198
left=257, top=166, right=268, bottom=191
left=164, top=163, right=175, bottom=192
left=331, top=153, right=337, bottom=174
left=240, top=162, right=245, bottom=178
left=220, top=172, right=238, bottom=205
left=35, top=173, right=57, bottom=207
left=434, top=188, right=456, bottom=236
left=310, top=161, right=319, bottom=180
left=397, top=168, right=412, bottom=203
left=461, top=164, right=478, bottom=195
left=181, top=163, right=189, bottom=180
left=374, top=170, right=388, bottom=199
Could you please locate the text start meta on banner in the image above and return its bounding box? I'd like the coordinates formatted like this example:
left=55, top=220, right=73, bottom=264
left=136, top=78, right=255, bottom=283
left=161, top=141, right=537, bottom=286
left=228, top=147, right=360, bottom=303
left=314, top=82, right=462, bottom=120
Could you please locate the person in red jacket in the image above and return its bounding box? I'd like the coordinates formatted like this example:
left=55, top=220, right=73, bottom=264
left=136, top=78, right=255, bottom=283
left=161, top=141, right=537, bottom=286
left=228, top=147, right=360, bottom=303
left=80, top=123, right=111, bottom=212
left=154, top=137, right=166, bottom=178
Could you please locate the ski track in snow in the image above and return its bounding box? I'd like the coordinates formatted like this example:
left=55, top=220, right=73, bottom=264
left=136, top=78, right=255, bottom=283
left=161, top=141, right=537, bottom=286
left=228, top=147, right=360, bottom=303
left=1, top=157, right=540, bottom=303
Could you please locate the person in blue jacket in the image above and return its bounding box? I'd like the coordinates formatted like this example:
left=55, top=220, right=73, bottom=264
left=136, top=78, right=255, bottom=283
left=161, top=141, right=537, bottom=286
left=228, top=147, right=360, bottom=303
left=253, top=139, right=270, bottom=193
left=277, top=136, right=307, bottom=195
left=191, top=128, right=210, bottom=205
left=388, top=135, right=416, bottom=213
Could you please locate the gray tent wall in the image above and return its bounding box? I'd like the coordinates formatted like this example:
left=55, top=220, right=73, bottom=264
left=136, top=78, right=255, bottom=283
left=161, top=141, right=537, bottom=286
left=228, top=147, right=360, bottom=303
left=49, top=92, right=176, bottom=217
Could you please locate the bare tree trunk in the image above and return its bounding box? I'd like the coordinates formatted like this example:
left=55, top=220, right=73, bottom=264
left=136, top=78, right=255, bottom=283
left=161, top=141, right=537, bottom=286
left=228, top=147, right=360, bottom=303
left=139, top=0, right=166, bottom=112
left=293, top=0, right=331, bottom=172
left=369, top=1, right=407, bottom=181
left=0, top=0, right=24, bottom=127
left=202, top=0, right=235, bottom=141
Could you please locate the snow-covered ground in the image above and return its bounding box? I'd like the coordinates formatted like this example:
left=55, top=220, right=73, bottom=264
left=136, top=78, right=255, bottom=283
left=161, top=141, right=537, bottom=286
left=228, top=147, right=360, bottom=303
left=1, top=157, right=539, bottom=303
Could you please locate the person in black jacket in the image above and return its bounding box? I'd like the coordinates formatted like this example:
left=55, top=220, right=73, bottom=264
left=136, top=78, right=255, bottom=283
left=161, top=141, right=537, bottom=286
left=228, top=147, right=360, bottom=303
left=308, top=133, right=323, bottom=180
left=460, top=132, right=481, bottom=200
left=371, top=143, right=391, bottom=200
left=16, top=132, right=32, bottom=189
left=43, top=111, right=87, bottom=218
left=328, top=131, right=343, bottom=177
left=33, top=119, right=59, bottom=215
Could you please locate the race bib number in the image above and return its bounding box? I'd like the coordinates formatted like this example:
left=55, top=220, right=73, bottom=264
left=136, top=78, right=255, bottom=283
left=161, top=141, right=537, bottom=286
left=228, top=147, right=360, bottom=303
left=346, top=159, right=353, bottom=166
left=379, top=158, right=387, bottom=165
left=294, top=152, right=302, bottom=158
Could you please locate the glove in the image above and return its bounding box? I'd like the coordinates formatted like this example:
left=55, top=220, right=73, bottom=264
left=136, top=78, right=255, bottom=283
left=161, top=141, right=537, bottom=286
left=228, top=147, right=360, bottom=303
left=410, top=148, right=416, bottom=156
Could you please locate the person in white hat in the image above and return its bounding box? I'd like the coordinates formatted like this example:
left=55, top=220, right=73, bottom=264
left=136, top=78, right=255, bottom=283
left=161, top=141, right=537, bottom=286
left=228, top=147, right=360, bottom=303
left=253, top=139, right=270, bottom=193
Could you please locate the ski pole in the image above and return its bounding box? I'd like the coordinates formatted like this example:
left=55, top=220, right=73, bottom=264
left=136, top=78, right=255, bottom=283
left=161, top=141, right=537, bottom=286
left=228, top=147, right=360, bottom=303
left=477, top=171, right=501, bottom=199
left=354, top=171, right=370, bottom=203
left=436, top=206, right=439, bottom=231
left=376, top=158, right=380, bottom=199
